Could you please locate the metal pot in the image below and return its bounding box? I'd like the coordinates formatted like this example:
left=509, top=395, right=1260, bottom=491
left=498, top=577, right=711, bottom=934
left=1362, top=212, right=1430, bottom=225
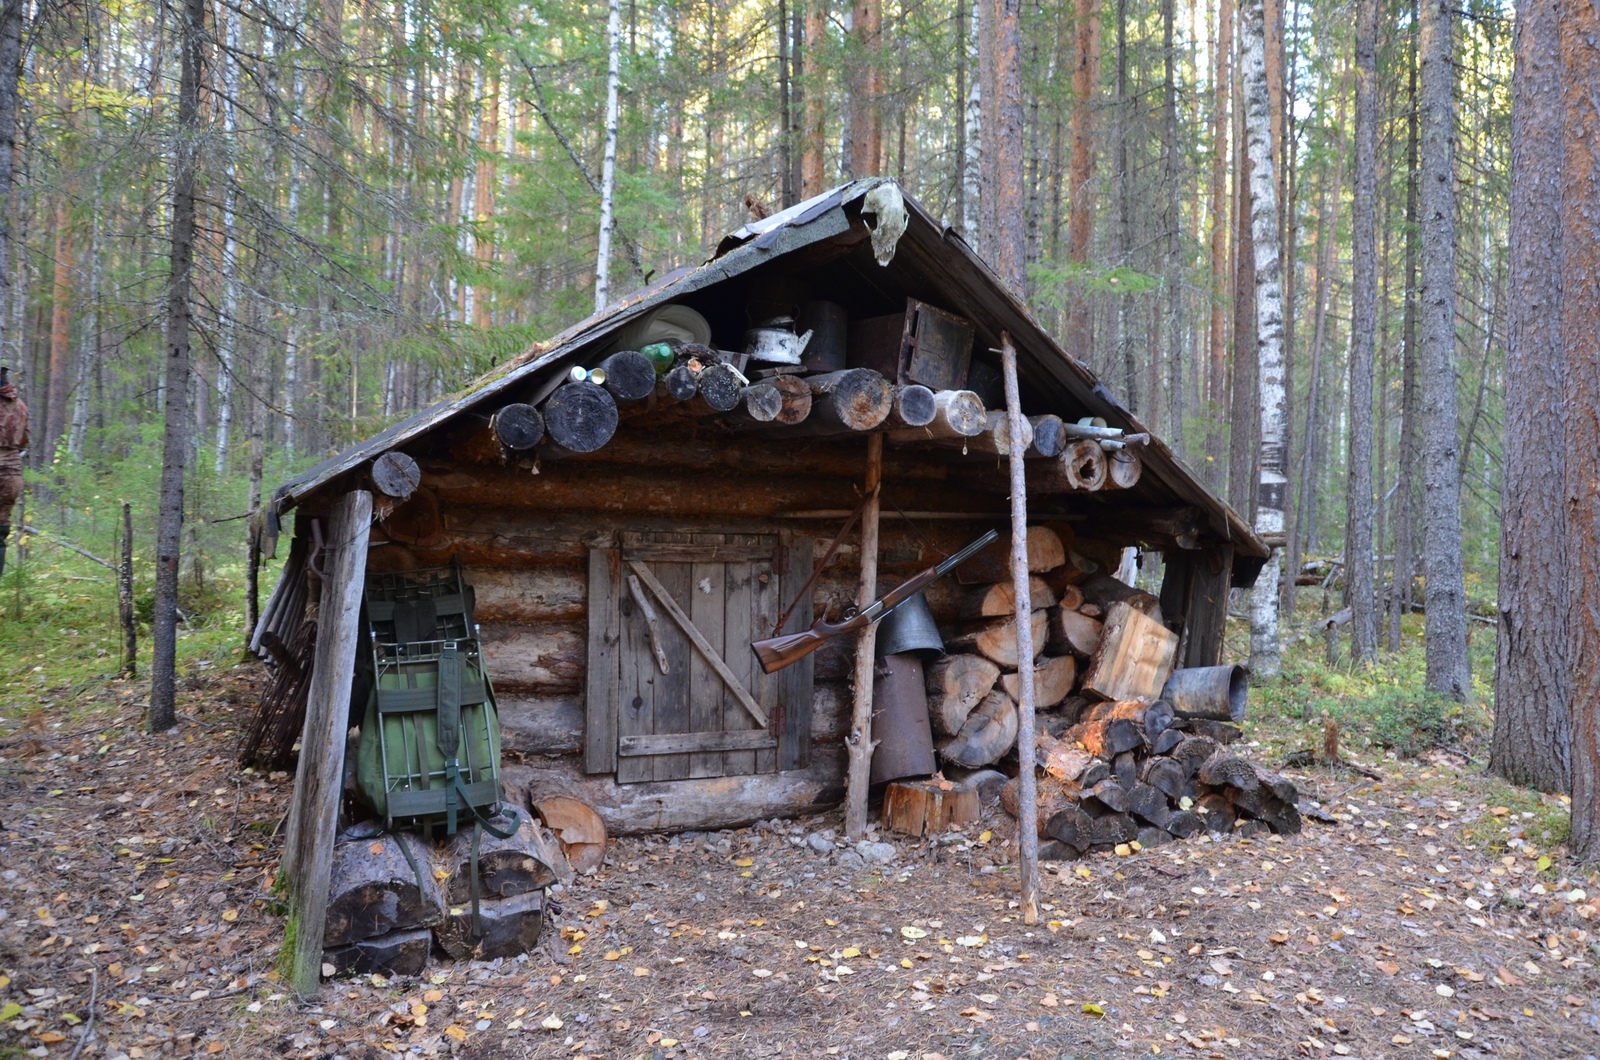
left=744, top=327, right=814, bottom=364
left=875, top=591, right=944, bottom=658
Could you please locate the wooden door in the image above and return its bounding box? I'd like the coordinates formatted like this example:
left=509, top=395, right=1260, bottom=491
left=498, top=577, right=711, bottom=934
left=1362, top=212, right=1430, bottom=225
left=585, top=531, right=813, bottom=781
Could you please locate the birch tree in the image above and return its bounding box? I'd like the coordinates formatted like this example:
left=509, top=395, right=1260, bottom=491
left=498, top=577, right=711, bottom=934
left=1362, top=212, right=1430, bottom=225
left=1239, top=0, right=1288, bottom=677
left=595, top=0, right=620, bottom=312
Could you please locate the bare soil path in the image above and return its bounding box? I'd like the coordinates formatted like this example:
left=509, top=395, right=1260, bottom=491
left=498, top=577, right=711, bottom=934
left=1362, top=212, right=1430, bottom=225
left=1, top=664, right=1596, bottom=1059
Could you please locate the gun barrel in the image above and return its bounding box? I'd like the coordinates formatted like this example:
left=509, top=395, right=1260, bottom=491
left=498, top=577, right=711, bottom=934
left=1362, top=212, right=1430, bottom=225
left=934, top=528, right=1000, bottom=577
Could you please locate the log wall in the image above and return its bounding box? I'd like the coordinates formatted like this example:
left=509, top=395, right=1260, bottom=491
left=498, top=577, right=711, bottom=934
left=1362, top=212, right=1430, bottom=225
left=366, top=421, right=1001, bottom=835
left=340, top=415, right=1224, bottom=836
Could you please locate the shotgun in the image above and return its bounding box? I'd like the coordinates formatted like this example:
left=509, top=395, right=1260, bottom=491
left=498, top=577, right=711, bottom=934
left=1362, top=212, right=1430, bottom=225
left=751, top=529, right=1000, bottom=675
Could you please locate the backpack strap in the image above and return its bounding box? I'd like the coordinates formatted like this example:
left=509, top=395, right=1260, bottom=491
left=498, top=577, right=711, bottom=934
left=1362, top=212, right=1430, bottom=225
left=438, top=643, right=463, bottom=835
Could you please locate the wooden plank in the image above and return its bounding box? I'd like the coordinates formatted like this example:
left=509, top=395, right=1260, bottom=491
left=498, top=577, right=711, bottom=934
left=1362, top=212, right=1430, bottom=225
left=776, top=531, right=815, bottom=771
left=1081, top=600, right=1180, bottom=702
left=648, top=551, right=694, bottom=781
left=748, top=535, right=780, bottom=774
left=688, top=551, right=727, bottom=779
left=616, top=554, right=655, bottom=785
left=721, top=543, right=759, bottom=777
left=620, top=536, right=776, bottom=562
left=583, top=548, right=621, bottom=774
left=619, top=729, right=778, bottom=756
left=628, top=559, right=770, bottom=727
left=282, top=489, right=372, bottom=998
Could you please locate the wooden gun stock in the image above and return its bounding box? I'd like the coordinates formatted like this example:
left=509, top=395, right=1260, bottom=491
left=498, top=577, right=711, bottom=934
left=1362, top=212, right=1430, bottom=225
left=750, top=625, right=845, bottom=674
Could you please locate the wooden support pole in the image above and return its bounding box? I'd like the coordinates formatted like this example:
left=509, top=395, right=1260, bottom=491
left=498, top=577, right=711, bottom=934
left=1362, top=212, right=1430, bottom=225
left=844, top=433, right=884, bottom=840
left=281, top=489, right=372, bottom=998
left=999, top=332, right=1040, bottom=926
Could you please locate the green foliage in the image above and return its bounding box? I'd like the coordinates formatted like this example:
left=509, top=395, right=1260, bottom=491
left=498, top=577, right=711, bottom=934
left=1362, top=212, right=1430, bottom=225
left=1246, top=610, right=1494, bottom=760
left=0, top=432, right=287, bottom=727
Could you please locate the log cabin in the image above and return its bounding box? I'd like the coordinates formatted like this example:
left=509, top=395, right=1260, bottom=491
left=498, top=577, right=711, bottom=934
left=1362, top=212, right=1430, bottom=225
left=255, top=177, right=1269, bottom=847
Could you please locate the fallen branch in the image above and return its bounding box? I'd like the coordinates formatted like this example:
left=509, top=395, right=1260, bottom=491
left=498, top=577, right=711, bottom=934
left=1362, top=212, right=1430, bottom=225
left=20, top=525, right=117, bottom=572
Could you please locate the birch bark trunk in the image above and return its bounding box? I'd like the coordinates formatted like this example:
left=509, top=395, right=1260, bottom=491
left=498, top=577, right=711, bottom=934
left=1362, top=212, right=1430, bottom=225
left=1239, top=0, right=1286, bottom=677
left=594, top=0, right=620, bottom=312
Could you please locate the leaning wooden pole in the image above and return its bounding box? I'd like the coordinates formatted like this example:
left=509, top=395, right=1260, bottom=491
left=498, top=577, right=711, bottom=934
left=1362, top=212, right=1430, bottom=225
left=999, top=333, right=1040, bottom=925
left=844, top=434, right=884, bottom=839
left=281, top=489, right=372, bottom=998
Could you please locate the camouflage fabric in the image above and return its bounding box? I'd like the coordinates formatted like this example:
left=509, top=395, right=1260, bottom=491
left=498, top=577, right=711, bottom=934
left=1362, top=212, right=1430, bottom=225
left=0, top=468, right=18, bottom=521
left=0, top=383, right=26, bottom=477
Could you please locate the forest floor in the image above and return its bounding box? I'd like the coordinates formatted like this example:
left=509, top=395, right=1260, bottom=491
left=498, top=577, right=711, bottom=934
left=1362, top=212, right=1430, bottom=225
left=2, top=656, right=1597, bottom=1060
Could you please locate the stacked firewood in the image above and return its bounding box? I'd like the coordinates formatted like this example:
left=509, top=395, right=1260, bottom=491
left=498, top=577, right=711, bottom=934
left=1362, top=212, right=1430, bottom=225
left=908, top=524, right=1299, bottom=854
left=320, top=797, right=606, bottom=975
left=1001, top=714, right=1302, bottom=860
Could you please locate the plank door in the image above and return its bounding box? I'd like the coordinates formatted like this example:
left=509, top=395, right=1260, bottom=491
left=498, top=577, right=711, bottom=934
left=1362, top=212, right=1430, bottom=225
left=585, top=531, right=813, bottom=782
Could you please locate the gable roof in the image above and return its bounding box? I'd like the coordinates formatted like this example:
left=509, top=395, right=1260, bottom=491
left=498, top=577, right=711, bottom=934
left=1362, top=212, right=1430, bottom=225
left=273, top=178, right=1266, bottom=568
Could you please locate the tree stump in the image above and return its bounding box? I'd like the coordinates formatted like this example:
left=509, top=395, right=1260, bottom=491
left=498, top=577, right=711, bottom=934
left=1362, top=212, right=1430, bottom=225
left=881, top=777, right=982, bottom=837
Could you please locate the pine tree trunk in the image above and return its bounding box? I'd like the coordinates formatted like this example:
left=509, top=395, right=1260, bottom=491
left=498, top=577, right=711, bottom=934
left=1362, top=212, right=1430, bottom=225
left=802, top=0, right=827, bottom=196
left=214, top=2, right=240, bottom=474
left=1390, top=36, right=1420, bottom=652
left=849, top=0, right=882, bottom=177
left=1417, top=0, right=1470, bottom=701
left=989, top=0, right=1026, bottom=294
left=150, top=0, right=206, bottom=734
left=1161, top=0, right=1184, bottom=456
left=0, top=0, right=21, bottom=374
left=1560, top=0, right=1600, bottom=857
left=45, top=198, right=72, bottom=461
left=1346, top=0, right=1379, bottom=665
left=1114, top=0, right=1137, bottom=410
left=1206, top=0, right=1232, bottom=442
left=1239, top=0, right=1286, bottom=677
left=1065, top=0, right=1099, bottom=361
left=1492, top=0, right=1569, bottom=794
left=1288, top=122, right=1346, bottom=615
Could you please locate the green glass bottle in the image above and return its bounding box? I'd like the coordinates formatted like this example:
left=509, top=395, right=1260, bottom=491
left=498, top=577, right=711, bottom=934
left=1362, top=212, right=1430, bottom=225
left=640, top=342, right=675, bottom=374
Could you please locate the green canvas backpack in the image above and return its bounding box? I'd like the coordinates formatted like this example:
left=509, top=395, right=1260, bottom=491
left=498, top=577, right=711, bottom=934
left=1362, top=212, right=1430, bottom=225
left=354, top=637, right=512, bottom=838
left=354, top=564, right=518, bottom=936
